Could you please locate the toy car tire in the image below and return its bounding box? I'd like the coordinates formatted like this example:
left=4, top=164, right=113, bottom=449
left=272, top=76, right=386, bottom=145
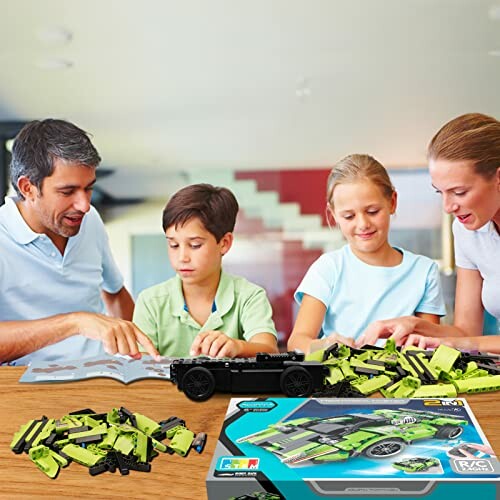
left=434, top=424, right=464, bottom=440
left=363, top=439, right=405, bottom=458
left=279, top=366, right=314, bottom=397
left=181, top=367, right=216, bottom=401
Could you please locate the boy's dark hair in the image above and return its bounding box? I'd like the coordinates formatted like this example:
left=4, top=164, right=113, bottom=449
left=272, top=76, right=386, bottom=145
left=10, top=118, right=101, bottom=199
left=162, top=183, right=239, bottom=241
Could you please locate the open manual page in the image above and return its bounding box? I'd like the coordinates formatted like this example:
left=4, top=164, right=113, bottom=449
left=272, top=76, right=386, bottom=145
left=19, top=354, right=174, bottom=384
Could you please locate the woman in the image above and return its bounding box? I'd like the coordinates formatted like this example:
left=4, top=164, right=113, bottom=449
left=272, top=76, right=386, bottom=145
left=357, top=113, right=499, bottom=351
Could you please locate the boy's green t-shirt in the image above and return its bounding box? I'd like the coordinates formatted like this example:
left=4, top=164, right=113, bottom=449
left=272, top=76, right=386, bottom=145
left=133, top=271, right=278, bottom=357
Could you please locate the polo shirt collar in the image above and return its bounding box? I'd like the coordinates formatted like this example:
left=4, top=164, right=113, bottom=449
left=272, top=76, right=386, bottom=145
left=2, top=197, right=40, bottom=245
left=169, top=270, right=235, bottom=329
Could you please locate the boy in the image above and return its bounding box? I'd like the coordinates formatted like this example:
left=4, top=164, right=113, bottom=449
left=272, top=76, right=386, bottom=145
left=133, top=184, right=279, bottom=358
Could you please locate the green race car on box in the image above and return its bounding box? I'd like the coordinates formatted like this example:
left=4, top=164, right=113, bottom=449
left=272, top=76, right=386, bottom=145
left=392, top=457, right=440, bottom=473
left=237, top=408, right=467, bottom=465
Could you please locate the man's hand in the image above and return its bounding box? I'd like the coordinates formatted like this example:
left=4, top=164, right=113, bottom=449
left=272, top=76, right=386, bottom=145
left=404, top=334, right=441, bottom=350
left=356, top=316, right=418, bottom=348
left=73, top=312, right=161, bottom=361
left=190, top=330, right=242, bottom=358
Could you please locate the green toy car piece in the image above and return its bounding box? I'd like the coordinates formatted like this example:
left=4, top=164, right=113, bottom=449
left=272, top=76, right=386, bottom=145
left=238, top=408, right=467, bottom=465
left=392, top=457, right=440, bottom=472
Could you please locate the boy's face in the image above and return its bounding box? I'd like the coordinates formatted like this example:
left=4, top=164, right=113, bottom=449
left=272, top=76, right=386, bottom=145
left=165, top=217, right=233, bottom=286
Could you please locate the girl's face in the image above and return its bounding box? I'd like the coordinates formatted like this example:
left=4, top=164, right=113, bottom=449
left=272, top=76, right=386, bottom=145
left=429, top=158, right=500, bottom=231
left=331, top=180, right=396, bottom=259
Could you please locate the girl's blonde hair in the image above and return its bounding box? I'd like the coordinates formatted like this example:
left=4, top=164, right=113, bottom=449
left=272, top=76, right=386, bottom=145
left=428, top=113, right=500, bottom=180
left=326, top=154, right=395, bottom=207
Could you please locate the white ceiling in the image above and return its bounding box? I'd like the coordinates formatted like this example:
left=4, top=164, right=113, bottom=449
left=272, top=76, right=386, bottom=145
left=1, top=0, right=499, bottom=188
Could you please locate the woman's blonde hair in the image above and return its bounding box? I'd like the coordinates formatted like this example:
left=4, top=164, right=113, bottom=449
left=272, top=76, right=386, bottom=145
left=428, top=113, right=500, bottom=179
left=326, top=154, right=395, bottom=207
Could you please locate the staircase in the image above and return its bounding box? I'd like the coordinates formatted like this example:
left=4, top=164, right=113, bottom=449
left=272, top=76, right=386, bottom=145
left=187, top=170, right=344, bottom=252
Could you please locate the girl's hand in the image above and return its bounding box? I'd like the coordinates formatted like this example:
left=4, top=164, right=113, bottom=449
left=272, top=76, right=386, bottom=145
left=190, top=330, right=242, bottom=358
left=356, top=316, right=418, bottom=347
left=309, top=333, right=355, bottom=354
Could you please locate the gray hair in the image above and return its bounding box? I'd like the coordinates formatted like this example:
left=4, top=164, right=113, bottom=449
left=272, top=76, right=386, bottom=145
left=10, top=119, right=101, bottom=199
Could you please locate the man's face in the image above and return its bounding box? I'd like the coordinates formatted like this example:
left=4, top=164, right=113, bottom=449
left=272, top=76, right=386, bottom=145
left=24, top=158, right=96, bottom=239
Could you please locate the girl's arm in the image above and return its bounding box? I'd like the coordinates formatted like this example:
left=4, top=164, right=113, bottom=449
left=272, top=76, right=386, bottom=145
left=287, top=294, right=327, bottom=353
left=287, top=294, right=355, bottom=353
left=415, top=312, right=440, bottom=324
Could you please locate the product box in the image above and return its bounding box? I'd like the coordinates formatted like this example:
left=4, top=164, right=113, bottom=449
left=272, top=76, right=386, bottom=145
left=207, top=398, right=499, bottom=500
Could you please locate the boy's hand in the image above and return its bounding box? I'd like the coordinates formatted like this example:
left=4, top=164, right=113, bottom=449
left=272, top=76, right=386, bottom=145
left=190, top=330, right=242, bottom=358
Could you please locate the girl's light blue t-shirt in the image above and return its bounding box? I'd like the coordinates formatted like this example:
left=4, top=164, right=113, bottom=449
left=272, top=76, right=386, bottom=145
left=295, top=245, right=446, bottom=341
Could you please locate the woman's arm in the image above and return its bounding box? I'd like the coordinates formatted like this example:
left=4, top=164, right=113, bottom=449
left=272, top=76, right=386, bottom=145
left=453, top=267, right=485, bottom=337
left=405, top=334, right=500, bottom=354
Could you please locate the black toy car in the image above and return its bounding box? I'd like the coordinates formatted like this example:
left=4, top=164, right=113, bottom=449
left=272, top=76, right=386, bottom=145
left=170, top=352, right=328, bottom=401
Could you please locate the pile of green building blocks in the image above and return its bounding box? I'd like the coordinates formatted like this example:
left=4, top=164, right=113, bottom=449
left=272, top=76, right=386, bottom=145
left=307, top=340, right=500, bottom=398
left=10, top=407, right=206, bottom=479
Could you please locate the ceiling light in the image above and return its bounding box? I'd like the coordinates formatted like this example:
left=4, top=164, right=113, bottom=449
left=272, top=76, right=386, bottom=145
left=488, top=50, right=500, bottom=57
left=295, top=77, right=311, bottom=99
left=488, top=5, right=500, bottom=20
left=35, top=57, right=73, bottom=70
left=37, top=26, right=73, bottom=45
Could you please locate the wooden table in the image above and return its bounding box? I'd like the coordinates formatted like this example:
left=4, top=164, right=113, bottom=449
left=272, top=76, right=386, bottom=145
left=1, top=367, right=499, bottom=499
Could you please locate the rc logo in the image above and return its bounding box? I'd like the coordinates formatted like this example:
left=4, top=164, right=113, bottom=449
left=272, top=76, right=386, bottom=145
left=452, top=459, right=495, bottom=473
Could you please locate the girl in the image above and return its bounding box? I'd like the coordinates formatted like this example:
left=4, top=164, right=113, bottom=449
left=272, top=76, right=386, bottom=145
left=287, top=154, right=446, bottom=354
left=358, top=113, right=499, bottom=348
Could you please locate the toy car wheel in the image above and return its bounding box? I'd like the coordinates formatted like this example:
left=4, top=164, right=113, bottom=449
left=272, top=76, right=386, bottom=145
left=363, top=439, right=405, bottom=458
left=434, top=424, right=463, bottom=440
left=280, top=366, right=314, bottom=397
left=181, top=367, right=216, bottom=401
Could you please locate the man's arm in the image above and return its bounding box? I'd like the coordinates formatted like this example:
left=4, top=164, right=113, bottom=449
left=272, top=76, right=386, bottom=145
left=0, top=315, right=76, bottom=363
left=0, top=311, right=161, bottom=363
left=101, top=287, right=135, bottom=320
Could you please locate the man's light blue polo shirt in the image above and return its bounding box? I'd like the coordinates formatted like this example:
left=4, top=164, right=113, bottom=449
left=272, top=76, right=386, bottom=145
left=295, top=245, right=446, bottom=342
left=0, top=197, right=124, bottom=365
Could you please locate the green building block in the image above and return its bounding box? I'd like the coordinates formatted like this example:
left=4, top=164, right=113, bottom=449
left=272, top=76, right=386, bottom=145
left=429, top=344, right=461, bottom=374
left=169, top=427, right=195, bottom=456
left=114, top=433, right=135, bottom=455
left=98, top=425, right=118, bottom=449
left=326, top=366, right=345, bottom=385
left=133, top=430, right=149, bottom=463
left=134, top=413, right=161, bottom=436
left=61, top=443, right=104, bottom=467
left=29, top=445, right=68, bottom=479
left=412, top=384, right=457, bottom=398
left=351, top=374, right=392, bottom=395
left=453, top=375, right=500, bottom=394
left=67, top=423, right=107, bottom=441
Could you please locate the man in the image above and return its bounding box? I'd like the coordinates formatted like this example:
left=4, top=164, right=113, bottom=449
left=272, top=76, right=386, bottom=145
left=0, top=119, right=160, bottom=365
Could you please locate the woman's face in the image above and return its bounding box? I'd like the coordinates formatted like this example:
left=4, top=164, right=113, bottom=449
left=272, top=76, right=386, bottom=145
left=429, top=158, right=500, bottom=230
